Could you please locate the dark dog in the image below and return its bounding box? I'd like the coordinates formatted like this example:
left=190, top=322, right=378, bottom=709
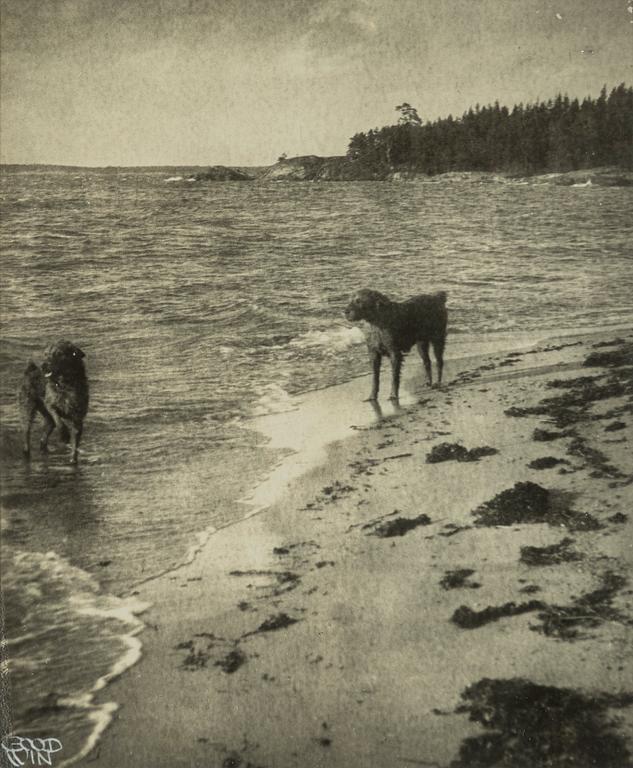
left=19, top=341, right=89, bottom=463
left=345, top=289, right=447, bottom=400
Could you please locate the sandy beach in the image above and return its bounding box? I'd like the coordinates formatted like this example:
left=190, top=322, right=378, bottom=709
left=83, top=331, right=632, bottom=768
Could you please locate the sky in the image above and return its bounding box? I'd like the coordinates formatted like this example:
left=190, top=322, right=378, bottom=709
left=1, top=0, right=631, bottom=166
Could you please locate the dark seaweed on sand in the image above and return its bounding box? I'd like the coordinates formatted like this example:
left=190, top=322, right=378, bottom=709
left=182, top=649, right=210, bottom=670
left=532, top=427, right=571, bottom=442
left=584, top=344, right=633, bottom=368
left=519, top=537, right=581, bottom=566
left=527, top=456, right=569, bottom=470
left=546, top=374, right=602, bottom=389
left=533, top=571, right=630, bottom=640
left=505, top=378, right=630, bottom=427
left=253, top=613, right=299, bottom=634
left=450, top=677, right=633, bottom=768
left=592, top=337, right=626, bottom=348
left=605, top=420, right=627, bottom=432
left=366, top=513, right=431, bottom=537
left=451, top=600, right=545, bottom=629
left=426, top=442, right=498, bottom=463
left=505, top=353, right=633, bottom=429
left=440, top=569, right=480, bottom=590
left=471, top=481, right=601, bottom=531
left=567, top=435, right=624, bottom=478
left=215, top=648, right=247, bottom=674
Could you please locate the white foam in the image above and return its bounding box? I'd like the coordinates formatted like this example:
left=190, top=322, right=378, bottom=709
left=5, top=549, right=148, bottom=767
left=164, top=176, right=183, bottom=182
left=290, top=325, right=365, bottom=352
left=56, top=618, right=146, bottom=767
left=58, top=702, right=118, bottom=768
left=251, top=383, right=297, bottom=416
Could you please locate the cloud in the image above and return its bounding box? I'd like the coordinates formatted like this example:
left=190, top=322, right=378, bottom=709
left=305, top=0, right=379, bottom=53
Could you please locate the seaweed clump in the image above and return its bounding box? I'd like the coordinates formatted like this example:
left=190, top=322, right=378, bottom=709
left=519, top=537, right=581, bottom=566
left=450, top=677, right=633, bottom=768
left=471, top=481, right=601, bottom=531
left=534, top=571, right=629, bottom=640
left=451, top=600, right=544, bottom=629
left=505, top=354, right=632, bottom=428
left=567, top=435, right=624, bottom=478
left=426, top=442, right=498, bottom=463
left=532, top=427, right=571, bottom=442
left=528, top=456, right=569, bottom=470
left=366, top=513, right=432, bottom=537
left=583, top=344, right=633, bottom=368
left=440, top=569, right=480, bottom=590
left=252, top=613, right=299, bottom=634
left=215, top=648, right=246, bottom=674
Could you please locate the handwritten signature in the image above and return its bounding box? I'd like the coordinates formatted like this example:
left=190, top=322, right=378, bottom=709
left=1, top=737, right=63, bottom=767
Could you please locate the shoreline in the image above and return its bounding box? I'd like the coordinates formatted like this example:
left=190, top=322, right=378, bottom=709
left=2, top=164, right=632, bottom=188
left=85, top=327, right=633, bottom=768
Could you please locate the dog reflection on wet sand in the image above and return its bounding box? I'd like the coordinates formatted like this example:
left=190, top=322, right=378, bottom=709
left=345, top=289, right=448, bottom=401
left=19, top=340, right=89, bottom=464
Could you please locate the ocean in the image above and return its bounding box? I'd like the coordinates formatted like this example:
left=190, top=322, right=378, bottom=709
left=1, top=166, right=632, bottom=764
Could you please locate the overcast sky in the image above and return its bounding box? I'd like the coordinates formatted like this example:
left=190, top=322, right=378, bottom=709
left=1, top=0, right=631, bottom=166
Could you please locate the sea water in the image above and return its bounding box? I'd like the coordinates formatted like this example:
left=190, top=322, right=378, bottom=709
left=1, top=167, right=632, bottom=763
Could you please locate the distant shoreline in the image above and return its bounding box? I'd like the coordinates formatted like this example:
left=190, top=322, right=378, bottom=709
left=2, top=161, right=633, bottom=187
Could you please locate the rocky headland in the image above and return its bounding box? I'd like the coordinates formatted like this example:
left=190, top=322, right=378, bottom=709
left=189, top=158, right=633, bottom=186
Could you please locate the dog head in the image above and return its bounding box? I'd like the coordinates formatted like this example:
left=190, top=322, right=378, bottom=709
left=41, top=340, right=86, bottom=378
left=344, top=289, right=391, bottom=323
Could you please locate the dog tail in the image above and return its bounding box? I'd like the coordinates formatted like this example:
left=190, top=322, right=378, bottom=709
left=435, top=290, right=448, bottom=304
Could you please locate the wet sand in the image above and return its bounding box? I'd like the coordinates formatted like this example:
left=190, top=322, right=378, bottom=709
left=89, top=331, right=633, bottom=768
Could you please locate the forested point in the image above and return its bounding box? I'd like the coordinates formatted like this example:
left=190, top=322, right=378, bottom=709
left=347, top=85, right=633, bottom=176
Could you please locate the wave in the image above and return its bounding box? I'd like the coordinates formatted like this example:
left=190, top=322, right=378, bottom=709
left=290, top=325, right=366, bottom=352
left=251, top=383, right=297, bottom=416
left=3, top=548, right=148, bottom=767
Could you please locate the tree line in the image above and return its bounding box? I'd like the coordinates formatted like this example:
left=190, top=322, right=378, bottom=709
left=346, top=85, right=633, bottom=175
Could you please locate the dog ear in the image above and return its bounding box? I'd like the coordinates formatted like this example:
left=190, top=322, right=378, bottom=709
left=367, top=291, right=390, bottom=316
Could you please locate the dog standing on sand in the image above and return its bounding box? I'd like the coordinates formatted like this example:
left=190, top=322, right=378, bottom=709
left=345, top=289, right=448, bottom=401
left=19, top=341, right=89, bottom=464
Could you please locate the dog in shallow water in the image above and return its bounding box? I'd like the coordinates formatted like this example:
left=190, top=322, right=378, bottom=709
left=345, top=289, right=448, bottom=401
left=19, top=341, right=89, bottom=463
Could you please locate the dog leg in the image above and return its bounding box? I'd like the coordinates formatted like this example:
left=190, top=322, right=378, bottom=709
left=366, top=352, right=381, bottom=401
left=432, top=337, right=445, bottom=386
left=388, top=352, right=403, bottom=401
left=21, top=404, right=36, bottom=456
left=70, top=424, right=83, bottom=464
left=39, top=409, right=57, bottom=452
left=417, top=341, right=432, bottom=386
